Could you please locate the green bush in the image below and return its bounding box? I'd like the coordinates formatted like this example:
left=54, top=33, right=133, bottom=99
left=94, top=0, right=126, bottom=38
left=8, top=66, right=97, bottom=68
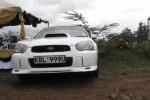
left=97, top=40, right=150, bottom=76
left=134, top=43, right=150, bottom=58
left=97, top=40, right=116, bottom=57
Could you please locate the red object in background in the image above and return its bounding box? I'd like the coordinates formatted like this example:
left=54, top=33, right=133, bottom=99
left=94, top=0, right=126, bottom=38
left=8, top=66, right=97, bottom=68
left=115, top=38, right=129, bottom=49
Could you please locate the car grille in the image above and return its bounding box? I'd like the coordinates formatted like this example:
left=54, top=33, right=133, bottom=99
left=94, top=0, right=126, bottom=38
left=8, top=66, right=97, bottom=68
left=31, top=45, right=71, bottom=53
left=28, top=57, right=73, bottom=68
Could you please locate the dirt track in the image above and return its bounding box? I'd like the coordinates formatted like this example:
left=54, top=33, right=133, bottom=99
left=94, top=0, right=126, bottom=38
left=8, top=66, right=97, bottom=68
left=0, top=70, right=150, bottom=100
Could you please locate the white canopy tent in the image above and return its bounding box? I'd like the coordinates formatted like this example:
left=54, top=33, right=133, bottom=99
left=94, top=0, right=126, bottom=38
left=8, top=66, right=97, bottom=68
left=0, top=0, right=21, bottom=12
left=0, top=0, right=48, bottom=39
left=0, top=0, right=48, bottom=69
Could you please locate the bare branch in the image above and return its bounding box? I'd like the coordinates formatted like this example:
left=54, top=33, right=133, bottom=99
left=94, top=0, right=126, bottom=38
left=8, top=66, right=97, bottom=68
left=63, top=10, right=119, bottom=38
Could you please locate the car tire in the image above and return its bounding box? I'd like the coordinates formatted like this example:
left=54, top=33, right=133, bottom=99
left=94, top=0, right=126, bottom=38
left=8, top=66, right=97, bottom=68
left=17, top=74, right=33, bottom=81
left=88, top=68, right=99, bottom=78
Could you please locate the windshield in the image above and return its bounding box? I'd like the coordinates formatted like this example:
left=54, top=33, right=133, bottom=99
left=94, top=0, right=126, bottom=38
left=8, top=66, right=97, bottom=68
left=34, top=26, right=88, bottom=38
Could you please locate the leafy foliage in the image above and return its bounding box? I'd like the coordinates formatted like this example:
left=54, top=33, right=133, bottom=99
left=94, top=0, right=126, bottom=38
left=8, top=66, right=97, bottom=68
left=98, top=40, right=150, bottom=75
left=92, top=23, right=119, bottom=34
left=64, top=10, right=91, bottom=36
left=97, top=39, right=116, bottom=57
left=64, top=10, right=119, bottom=37
left=133, top=43, right=150, bottom=58
left=2, top=31, right=21, bottom=41
left=137, top=22, right=148, bottom=43
left=120, top=28, right=133, bottom=42
left=64, top=10, right=88, bottom=25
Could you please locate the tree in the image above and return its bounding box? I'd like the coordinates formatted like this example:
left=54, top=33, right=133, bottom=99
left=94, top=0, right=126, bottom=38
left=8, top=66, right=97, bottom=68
left=106, top=33, right=118, bottom=41
left=64, top=10, right=88, bottom=25
left=120, top=28, right=133, bottom=42
left=64, top=10, right=119, bottom=38
left=64, top=10, right=91, bottom=36
left=91, top=23, right=119, bottom=37
left=137, top=22, right=148, bottom=43
left=2, top=31, right=21, bottom=41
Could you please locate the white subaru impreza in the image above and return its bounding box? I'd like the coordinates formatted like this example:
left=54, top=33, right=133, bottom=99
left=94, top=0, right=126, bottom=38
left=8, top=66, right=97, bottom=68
left=12, top=25, right=98, bottom=80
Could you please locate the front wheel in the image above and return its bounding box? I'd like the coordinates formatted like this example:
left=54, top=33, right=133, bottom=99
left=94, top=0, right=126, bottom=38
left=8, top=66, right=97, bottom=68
left=17, top=74, right=33, bottom=81
left=88, top=68, right=99, bottom=78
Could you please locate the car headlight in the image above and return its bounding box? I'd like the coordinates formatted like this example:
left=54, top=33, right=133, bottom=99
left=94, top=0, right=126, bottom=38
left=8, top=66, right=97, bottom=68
left=15, top=43, right=27, bottom=53
left=75, top=40, right=94, bottom=51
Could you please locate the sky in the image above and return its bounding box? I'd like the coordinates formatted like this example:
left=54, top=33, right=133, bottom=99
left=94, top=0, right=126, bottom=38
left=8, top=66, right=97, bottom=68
left=1, top=0, right=150, bottom=37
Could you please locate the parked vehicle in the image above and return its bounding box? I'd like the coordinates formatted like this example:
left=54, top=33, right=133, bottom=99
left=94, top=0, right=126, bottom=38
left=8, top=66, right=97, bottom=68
left=12, top=25, right=98, bottom=80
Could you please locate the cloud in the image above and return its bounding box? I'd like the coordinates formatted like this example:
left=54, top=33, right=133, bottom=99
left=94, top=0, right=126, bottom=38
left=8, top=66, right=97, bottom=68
left=2, top=0, right=150, bottom=36
left=31, top=0, right=94, bottom=24
left=34, top=0, right=93, bottom=10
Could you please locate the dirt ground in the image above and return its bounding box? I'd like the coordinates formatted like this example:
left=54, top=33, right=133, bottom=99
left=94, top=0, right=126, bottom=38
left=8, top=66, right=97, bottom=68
left=0, top=70, right=150, bottom=100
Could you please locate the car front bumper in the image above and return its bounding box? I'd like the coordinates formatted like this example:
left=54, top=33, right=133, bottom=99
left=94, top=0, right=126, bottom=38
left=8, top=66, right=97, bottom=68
left=12, top=47, right=98, bottom=74
left=12, top=65, right=98, bottom=74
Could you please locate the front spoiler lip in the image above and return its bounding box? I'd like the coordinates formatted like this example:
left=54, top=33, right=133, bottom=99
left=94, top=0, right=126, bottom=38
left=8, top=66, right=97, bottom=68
left=12, top=65, right=98, bottom=74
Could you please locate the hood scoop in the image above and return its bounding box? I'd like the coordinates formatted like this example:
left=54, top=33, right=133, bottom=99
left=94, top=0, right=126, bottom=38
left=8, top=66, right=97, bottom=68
left=45, top=33, right=70, bottom=38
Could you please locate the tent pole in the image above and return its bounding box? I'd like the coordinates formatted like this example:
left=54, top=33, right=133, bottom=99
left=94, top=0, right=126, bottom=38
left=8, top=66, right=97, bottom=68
left=19, top=12, right=26, bottom=40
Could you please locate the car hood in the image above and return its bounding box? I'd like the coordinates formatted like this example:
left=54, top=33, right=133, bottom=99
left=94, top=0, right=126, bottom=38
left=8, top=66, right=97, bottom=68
left=19, top=37, right=93, bottom=47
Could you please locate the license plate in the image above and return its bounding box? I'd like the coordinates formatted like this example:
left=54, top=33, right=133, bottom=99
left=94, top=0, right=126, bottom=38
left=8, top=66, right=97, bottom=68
left=34, top=55, right=66, bottom=64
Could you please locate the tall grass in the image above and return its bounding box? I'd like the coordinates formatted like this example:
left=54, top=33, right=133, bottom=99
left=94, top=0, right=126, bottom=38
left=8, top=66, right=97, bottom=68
left=97, top=40, right=150, bottom=76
